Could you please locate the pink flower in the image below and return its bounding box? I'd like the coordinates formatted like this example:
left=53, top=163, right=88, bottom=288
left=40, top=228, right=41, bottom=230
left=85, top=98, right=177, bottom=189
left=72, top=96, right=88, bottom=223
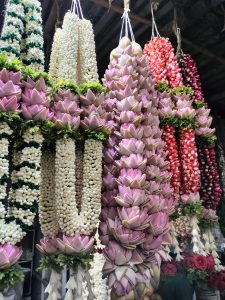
left=118, top=138, right=145, bottom=155
left=22, top=104, right=53, bottom=121
left=0, top=80, right=21, bottom=99
left=116, top=186, right=146, bottom=207
left=0, top=244, right=22, bottom=269
left=119, top=154, right=147, bottom=170
left=36, top=237, right=59, bottom=254
left=54, top=99, right=81, bottom=115
left=81, top=115, right=106, bottom=130
left=22, top=88, right=50, bottom=107
left=0, top=96, right=18, bottom=112
left=118, top=207, right=151, bottom=230
left=149, top=212, right=169, bottom=235
left=56, top=235, right=94, bottom=254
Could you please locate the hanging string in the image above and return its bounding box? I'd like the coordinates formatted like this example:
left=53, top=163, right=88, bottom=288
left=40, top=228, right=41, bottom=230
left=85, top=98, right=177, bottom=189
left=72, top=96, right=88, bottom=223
left=173, top=6, right=183, bottom=57
left=119, top=0, right=135, bottom=42
left=71, top=0, right=83, bottom=19
left=150, top=1, right=160, bottom=39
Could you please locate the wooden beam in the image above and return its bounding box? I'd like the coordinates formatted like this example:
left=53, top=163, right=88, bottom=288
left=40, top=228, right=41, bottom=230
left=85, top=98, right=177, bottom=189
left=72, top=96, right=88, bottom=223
left=90, top=0, right=151, bottom=26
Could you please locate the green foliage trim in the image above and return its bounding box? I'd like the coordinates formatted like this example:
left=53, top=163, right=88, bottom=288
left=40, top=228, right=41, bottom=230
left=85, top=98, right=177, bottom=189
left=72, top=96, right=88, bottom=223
left=181, top=202, right=203, bottom=217
left=0, top=265, right=24, bottom=292
left=82, top=128, right=111, bottom=141
left=22, top=66, right=54, bottom=88
left=38, top=253, right=93, bottom=273
left=192, top=101, right=207, bottom=109
left=187, top=269, right=206, bottom=283
left=160, top=116, right=197, bottom=129
left=55, top=79, right=79, bottom=94
left=0, top=174, right=9, bottom=185
left=14, top=161, right=40, bottom=171
left=79, top=82, right=107, bottom=95
left=7, top=11, right=25, bottom=24
left=0, top=53, right=23, bottom=71
left=6, top=216, right=30, bottom=232
left=196, top=134, right=217, bottom=146
left=199, top=218, right=218, bottom=230
left=155, top=81, right=193, bottom=95
left=1, top=34, right=20, bottom=42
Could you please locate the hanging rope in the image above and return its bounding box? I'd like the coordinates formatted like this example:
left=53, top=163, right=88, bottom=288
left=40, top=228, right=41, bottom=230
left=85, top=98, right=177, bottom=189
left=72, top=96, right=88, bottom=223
left=119, top=0, right=135, bottom=42
left=71, top=0, right=83, bottom=19
left=173, top=6, right=183, bottom=57
left=150, top=0, right=160, bottom=39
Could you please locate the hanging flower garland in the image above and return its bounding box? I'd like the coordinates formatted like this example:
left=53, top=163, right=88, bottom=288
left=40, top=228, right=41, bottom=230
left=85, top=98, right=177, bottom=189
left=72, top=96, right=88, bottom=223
left=48, top=28, right=63, bottom=82
left=22, top=0, right=45, bottom=71
left=0, top=0, right=25, bottom=59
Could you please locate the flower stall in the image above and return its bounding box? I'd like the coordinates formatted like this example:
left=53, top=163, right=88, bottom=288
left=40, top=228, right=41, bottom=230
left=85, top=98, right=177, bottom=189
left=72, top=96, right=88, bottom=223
left=0, top=0, right=225, bottom=299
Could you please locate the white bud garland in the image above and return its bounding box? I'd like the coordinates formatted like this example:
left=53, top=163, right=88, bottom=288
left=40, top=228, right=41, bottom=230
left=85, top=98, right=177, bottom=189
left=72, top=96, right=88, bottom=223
left=190, top=215, right=205, bottom=255
left=45, top=270, right=62, bottom=300
left=39, top=150, right=59, bottom=237
left=58, top=12, right=79, bottom=83
left=78, top=19, right=99, bottom=83
left=49, top=28, right=63, bottom=81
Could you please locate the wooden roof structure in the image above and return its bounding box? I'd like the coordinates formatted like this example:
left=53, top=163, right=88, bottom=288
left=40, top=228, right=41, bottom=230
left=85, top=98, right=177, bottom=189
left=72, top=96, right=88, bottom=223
left=1, top=0, right=225, bottom=114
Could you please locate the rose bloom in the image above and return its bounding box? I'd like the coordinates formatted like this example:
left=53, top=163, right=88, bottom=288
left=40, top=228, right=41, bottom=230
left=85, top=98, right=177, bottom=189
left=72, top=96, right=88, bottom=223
left=185, top=255, right=195, bottom=269
left=193, top=254, right=208, bottom=271
left=161, top=263, right=177, bottom=276
left=207, top=255, right=215, bottom=271
left=206, top=273, right=219, bottom=289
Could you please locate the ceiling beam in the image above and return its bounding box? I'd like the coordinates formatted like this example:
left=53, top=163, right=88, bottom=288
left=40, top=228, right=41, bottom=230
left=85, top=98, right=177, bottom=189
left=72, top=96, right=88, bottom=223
left=92, top=0, right=225, bottom=66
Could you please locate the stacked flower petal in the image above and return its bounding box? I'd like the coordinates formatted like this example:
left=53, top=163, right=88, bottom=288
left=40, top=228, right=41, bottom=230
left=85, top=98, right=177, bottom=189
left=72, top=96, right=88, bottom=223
left=101, top=37, right=173, bottom=299
left=0, top=244, right=22, bottom=269
left=21, top=77, right=53, bottom=121
left=53, top=88, right=81, bottom=129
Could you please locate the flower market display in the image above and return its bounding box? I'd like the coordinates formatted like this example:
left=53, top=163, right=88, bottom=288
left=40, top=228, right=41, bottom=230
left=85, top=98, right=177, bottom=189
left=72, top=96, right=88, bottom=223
left=101, top=34, right=175, bottom=299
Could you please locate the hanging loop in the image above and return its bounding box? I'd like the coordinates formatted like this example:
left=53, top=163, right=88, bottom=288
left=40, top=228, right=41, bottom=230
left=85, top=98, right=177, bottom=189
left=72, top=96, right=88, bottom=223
left=71, top=0, right=84, bottom=19
left=120, top=0, right=135, bottom=42
left=150, top=1, right=160, bottom=39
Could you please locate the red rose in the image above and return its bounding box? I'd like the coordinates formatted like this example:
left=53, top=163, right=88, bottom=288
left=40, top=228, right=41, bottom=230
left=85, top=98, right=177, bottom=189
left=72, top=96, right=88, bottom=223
left=193, top=254, right=208, bottom=271
left=218, top=272, right=225, bottom=290
left=185, top=255, right=195, bottom=269
left=207, top=255, right=215, bottom=271
left=161, top=263, right=177, bottom=276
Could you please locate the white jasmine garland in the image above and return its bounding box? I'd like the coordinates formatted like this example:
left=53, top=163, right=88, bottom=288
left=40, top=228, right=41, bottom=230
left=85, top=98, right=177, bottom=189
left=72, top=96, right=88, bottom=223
left=0, top=219, right=25, bottom=245
left=0, top=122, right=12, bottom=219
left=170, top=222, right=183, bottom=261
left=204, top=229, right=223, bottom=271
left=39, top=150, right=59, bottom=237
left=7, top=129, right=44, bottom=229
left=58, top=12, right=79, bottom=83
left=49, top=28, right=63, bottom=81
left=78, top=19, right=99, bottom=83
left=45, top=270, right=61, bottom=300
left=75, top=143, right=84, bottom=211
left=0, top=0, right=25, bottom=58
left=55, top=138, right=102, bottom=235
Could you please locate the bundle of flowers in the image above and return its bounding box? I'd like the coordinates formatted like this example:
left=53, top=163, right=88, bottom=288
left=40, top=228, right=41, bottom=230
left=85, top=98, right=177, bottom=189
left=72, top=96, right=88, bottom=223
left=179, top=54, right=204, bottom=102
left=56, top=9, right=98, bottom=85
left=161, top=252, right=215, bottom=283
left=143, top=37, right=183, bottom=88
left=48, top=28, right=63, bottom=82
left=207, top=270, right=225, bottom=291
left=101, top=37, right=174, bottom=299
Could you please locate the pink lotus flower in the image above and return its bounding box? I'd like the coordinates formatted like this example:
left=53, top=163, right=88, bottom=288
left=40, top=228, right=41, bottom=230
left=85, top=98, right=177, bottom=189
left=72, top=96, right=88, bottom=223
left=100, top=207, right=117, bottom=221
left=103, top=148, right=117, bottom=164
left=22, top=104, right=53, bottom=121
left=195, top=115, right=212, bottom=128
left=0, top=80, right=21, bottom=98
left=56, top=235, right=94, bottom=254
left=118, top=207, right=151, bottom=230
left=158, top=107, right=176, bottom=117
left=175, top=99, right=192, bottom=109
left=141, top=235, right=163, bottom=253
left=119, top=124, right=143, bottom=139
left=81, top=115, right=106, bottom=130
left=102, top=190, right=117, bottom=207
left=119, top=111, right=142, bottom=124
left=195, top=127, right=215, bottom=136
left=116, top=96, right=142, bottom=112
left=149, top=212, right=169, bottom=235
left=108, top=218, right=146, bottom=249
left=54, top=113, right=80, bottom=129
left=23, top=76, right=47, bottom=92
left=0, top=244, right=22, bottom=269
left=196, top=107, right=210, bottom=117
left=108, top=270, right=135, bottom=298
left=99, top=222, right=110, bottom=245
left=118, top=138, right=145, bottom=155
left=145, top=181, right=160, bottom=194
left=80, top=90, right=104, bottom=107
left=118, top=168, right=146, bottom=188
left=103, top=98, right=117, bottom=112
left=176, top=107, right=196, bottom=118
left=82, top=104, right=107, bottom=119
left=55, top=89, right=79, bottom=103
left=36, top=237, right=59, bottom=254
left=0, top=68, right=21, bottom=85
left=103, top=241, right=143, bottom=266
left=116, top=186, right=146, bottom=207
left=0, top=96, right=18, bottom=112
left=146, top=195, right=166, bottom=213
left=22, top=88, right=50, bottom=107
left=120, top=154, right=147, bottom=170
left=54, top=99, right=82, bottom=115
left=102, top=172, right=117, bottom=190
left=144, top=138, right=162, bottom=151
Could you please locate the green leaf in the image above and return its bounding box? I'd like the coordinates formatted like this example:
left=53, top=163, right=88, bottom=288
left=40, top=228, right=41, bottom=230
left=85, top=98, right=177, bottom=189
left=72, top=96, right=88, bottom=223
left=55, top=79, right=79, bottom=95
left=79, top=82, right=107, bottom=95
left=0, top=265, right=24, bottom=292
left=0, top=53, right=24, bottom=72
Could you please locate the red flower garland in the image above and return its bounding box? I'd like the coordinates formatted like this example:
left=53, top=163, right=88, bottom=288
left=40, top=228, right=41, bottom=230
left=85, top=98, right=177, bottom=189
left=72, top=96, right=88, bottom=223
left=179, top=54, right=204, bottom=102
left=162, top=124, right=181, bottom=197
left=198, top=145, right=222, bottom=209
left=179, top=128, right=200, bottom=196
